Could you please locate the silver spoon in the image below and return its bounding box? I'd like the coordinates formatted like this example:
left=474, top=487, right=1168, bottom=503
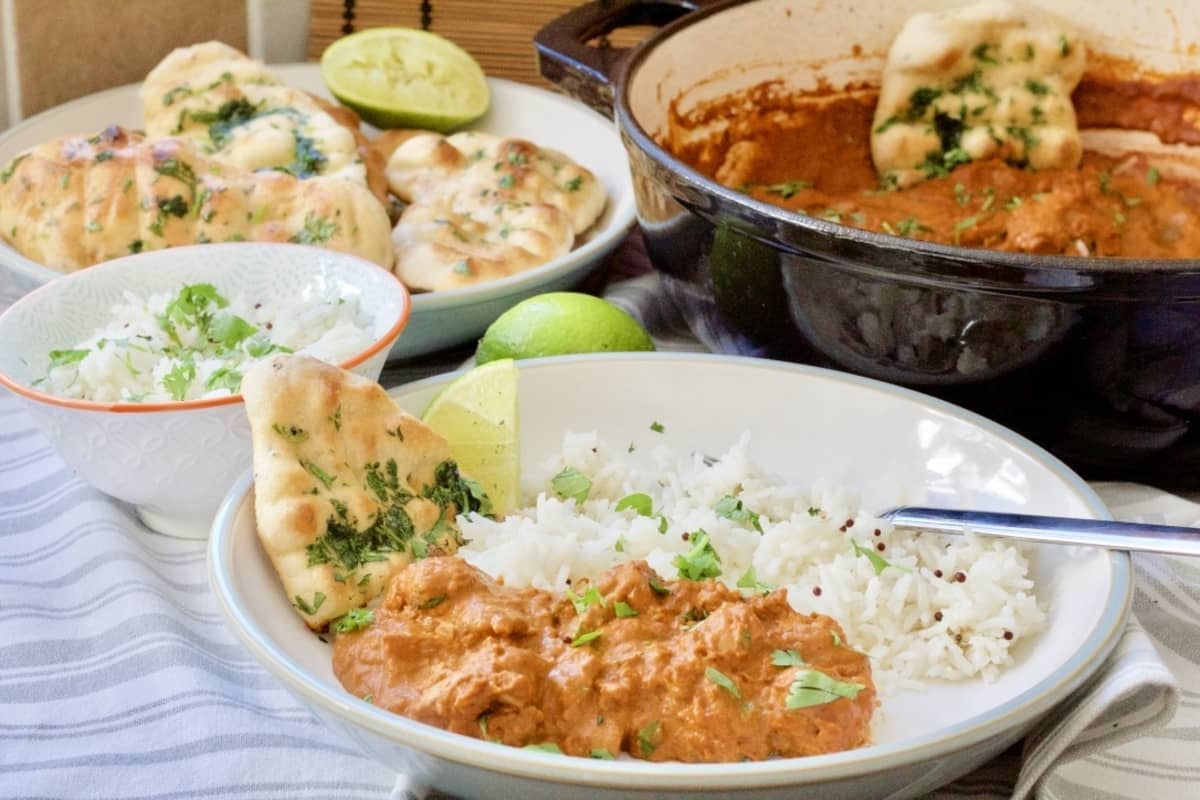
left=880, top=506, right=1200, bottom=557
left=694, top=454, right=1200, bottom=556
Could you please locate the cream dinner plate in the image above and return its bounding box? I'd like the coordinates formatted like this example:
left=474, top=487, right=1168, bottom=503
left=208, top=353, right=1130, bottom=799
left=0, top=68, right=636, bottom=360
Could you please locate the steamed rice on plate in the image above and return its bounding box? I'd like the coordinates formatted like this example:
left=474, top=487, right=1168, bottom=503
left=458, top=432, right=1046, bottom=693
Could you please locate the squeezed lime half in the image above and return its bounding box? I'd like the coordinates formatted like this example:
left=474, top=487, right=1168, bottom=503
left=321, top=27, right=490, bottom=132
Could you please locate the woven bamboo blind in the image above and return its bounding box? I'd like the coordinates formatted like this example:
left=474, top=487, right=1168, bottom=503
left=309, top=0, right=651, bottom=86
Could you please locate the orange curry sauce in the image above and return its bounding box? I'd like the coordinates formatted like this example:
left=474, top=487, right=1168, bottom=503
left=666, top=79, right=1200, bottom=258
left=334, top=556, right=875, bottom=762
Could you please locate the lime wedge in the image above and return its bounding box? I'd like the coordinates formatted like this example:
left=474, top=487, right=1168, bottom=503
left=320, top=27, right=490, bottom=132
left=421, top=359, right=519, bottom=516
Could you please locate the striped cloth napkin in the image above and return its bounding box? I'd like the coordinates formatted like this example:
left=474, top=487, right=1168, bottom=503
left=0, top=244, right=1189, bottom=800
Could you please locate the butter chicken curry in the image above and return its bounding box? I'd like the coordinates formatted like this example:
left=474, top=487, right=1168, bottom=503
left=666, top=0, right=1200, bottom=259
left=334, top=557, right=875, bottom=762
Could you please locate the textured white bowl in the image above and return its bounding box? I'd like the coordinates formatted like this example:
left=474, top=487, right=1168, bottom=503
left=209, top=353, right=1130, bottom=799
left=0, top=71, right=636, bottom=360
left=0, top=243, right=409, bottom=538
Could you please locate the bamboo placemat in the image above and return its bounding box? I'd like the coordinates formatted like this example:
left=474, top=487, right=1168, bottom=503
left=308, top=0, right=651, bottom=86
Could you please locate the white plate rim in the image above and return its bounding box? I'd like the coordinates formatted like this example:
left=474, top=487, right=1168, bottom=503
left=0, top=71, right=637, bottom=313
left=208, top=352, right=1132, bottom=790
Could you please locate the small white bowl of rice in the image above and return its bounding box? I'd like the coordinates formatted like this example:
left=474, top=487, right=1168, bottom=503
left=0, top=242, right=410, bottom=538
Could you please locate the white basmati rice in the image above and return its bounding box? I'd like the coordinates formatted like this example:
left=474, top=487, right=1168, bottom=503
left=39, top=283, right=374, bottom=403
left=459, top=433, right=1046, bottom=693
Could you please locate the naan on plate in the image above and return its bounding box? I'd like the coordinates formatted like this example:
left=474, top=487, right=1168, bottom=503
left=241, top=355, right=490, bottom=629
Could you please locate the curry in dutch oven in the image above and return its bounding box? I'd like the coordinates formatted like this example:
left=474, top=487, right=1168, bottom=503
left=667, top=0, right=1200, bottom=259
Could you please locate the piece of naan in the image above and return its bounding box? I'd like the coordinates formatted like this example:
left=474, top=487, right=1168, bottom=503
left=871, top=0, right=1086, bottom=188
left=381, top=131, right=605, bottom=290
left=240, top=355, right=491, bottom=630
left=0, top=126, right=394, bottom=271
left=142, top=41, right=387, bottom=202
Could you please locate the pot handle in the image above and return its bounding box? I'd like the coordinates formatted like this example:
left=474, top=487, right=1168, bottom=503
left=535, top=0, right=701, bottom=117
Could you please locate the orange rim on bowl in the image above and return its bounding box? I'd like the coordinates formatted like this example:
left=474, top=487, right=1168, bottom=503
left=0, top=243, right=412, bottom=413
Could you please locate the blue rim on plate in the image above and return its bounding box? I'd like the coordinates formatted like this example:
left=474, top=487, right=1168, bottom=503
left=208, top=352, right=1131, bottom=791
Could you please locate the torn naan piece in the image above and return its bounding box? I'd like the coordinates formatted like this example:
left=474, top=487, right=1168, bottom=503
left=241, top=355, right=491, bottom=630
left=871, top=0, right=1086, bottom=188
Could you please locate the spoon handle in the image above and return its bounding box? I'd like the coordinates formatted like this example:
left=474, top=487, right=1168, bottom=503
left=881, top=506, right=1200, bottom=557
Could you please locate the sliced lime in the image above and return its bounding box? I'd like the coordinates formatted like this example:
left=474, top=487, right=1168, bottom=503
left=421, top=359, right=519, bottom=515
left=320, top=27, right=490, bottom=132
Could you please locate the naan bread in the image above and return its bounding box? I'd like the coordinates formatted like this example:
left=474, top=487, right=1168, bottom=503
left=241, top=355, right=489, bottom=630
left=871, top=0, right=1086, bottom=188
left=381, top=130, right=606, bottom=290
left=0, top=126, right=394, bottom=271
left=142, top=41, right=387, bottom=203
left=386, top=131, right=606, bottom=234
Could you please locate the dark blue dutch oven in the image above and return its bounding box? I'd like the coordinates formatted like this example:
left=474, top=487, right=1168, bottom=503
left=535, top=0, right=1200, bottom=487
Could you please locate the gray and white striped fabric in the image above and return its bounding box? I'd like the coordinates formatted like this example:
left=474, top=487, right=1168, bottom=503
left=1, top=268, right=1195, bottom=800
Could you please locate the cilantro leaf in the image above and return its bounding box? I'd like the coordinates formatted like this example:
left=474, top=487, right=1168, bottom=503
left=523, top=743, right=563, bottom=754
left=615, top=492, right=653, bottom=516
left=332, top=608, right=374, bottom=633
left=271, top=423, right=308, bottom=443
left=736, top=566, right=774, bottom=594
left=204, top=366, right=242, bottom=394
left=705, top=667, right=741, bottom=699
left=209, top=313, right=257, bottom=350
left=245, top=337, right=291, bottom=358
left=785, top=668, right=865, bottom=709
left=770, top=649, right=805, bottom=667
left=673, top=530, right=722, bottom=581
left=762, top=179, right=811, bottom=198
left=637, top=720, right=660, bottom=756
left=417, top=594, right=447, bottom=610
left=850, top=538, right=910, bottom=575
left=289, top=213, right=339, bottom=245
left=649, top=421, right=665, bottom=433
left=567, top=586, right=605, bottom=614
left=590, top=748, right=614, bottom=759
left=551, top=467, right=591, bottom=503
left=162, top=358, right=196, bottom=401
left=571, top=629, right=602, bottom=647
left=47, top=349, right=89, bottom=369
left=293, top=591, right=325, bottom=615
left=714, top=494, right=762, bottom=532
left=301, top=459, right=336, bottom=490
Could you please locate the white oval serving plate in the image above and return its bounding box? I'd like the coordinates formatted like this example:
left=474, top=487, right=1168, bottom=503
left=208, top=353, right=1130, bottom=799
left=0, top=69, right=636, bottom=360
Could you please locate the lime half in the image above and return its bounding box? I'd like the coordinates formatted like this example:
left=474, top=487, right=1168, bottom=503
left=421, top=359, right=519, bottom=516
left=321, top=27, right=490, bottom=132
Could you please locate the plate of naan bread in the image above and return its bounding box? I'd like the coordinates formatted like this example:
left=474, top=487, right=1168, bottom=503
left=0, top=42, right=635, bottom=359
